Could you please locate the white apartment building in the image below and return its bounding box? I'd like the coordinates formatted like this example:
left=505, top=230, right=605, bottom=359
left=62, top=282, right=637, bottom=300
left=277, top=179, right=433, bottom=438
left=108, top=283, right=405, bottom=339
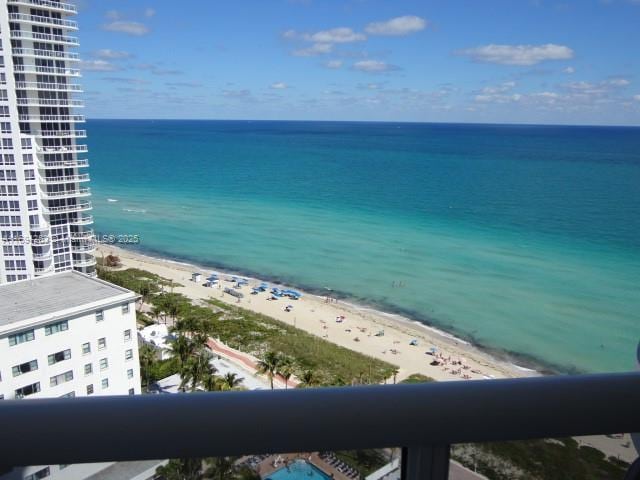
left=0, top=271, right=142, bottom=480
left=0, top=0, right=95, bottom=284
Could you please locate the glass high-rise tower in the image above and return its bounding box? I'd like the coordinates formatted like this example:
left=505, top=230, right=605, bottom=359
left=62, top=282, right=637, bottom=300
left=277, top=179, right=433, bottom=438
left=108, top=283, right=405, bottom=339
left=0, top=0, right=94, bottom=284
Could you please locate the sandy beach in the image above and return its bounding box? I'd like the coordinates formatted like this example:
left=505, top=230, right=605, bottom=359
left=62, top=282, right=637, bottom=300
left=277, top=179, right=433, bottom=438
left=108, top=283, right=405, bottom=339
left=97, top=244, right=638, bottom=463
left=97, top=244, right=527, bottom=383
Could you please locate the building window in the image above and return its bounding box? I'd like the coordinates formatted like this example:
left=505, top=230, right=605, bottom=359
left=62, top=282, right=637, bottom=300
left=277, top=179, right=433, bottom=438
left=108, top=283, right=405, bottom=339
left=125, top=349, right=133, bottom=361
left=128, top=388, right=135, bottom=395
left=84, top=363, right=92, bottom=375
left=12, top=359, right=38, bottom=377
left=44, top=320, right=68, bottom=336
left=101, top=378, right=109, bottom=389
left=15, top=382, right=40, bottom=399
left=59, top=391, right=75, bottom=398
left=98, top=337, right=106, bottom=350
left=0, top=122, right=9, bottom=133
left=124, top=329, right=132, bottom=341
left=24, top=466, right=50, bottom=480
left=8, top=329, right=34, bottom=346
left=99, top=358, right=108, bottom=370
left=95, top=310, right=104, bottom=322
left=48, top=349, right=71, bottom=365
left=127, top=368, right=134, bottom=379
left=122, top=303, right=130, bottom=314
left=82, top=342, right=91, bottom=354
left=50, top=371, right=74, bottom=387
left=86, top=384, right=94, bottom=395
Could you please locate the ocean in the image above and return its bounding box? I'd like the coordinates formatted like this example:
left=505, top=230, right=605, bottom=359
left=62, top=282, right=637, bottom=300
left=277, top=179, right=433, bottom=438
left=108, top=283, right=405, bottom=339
left=86, top=120, right=640, bottom=374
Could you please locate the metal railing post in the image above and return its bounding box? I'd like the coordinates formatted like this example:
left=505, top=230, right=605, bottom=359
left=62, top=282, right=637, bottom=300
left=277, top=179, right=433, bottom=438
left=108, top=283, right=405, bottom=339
left=401, top=445, right=450, bottom=480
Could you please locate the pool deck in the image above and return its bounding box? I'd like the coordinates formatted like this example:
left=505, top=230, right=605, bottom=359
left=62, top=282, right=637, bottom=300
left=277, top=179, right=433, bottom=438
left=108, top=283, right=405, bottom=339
left=257, top=453, right=351, bottom=479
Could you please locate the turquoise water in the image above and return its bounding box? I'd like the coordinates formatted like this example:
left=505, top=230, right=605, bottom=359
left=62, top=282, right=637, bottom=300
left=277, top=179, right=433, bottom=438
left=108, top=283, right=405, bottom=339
left=265, top=460, right=331, bottom=479
left=87, top=120, right=640, bottom=373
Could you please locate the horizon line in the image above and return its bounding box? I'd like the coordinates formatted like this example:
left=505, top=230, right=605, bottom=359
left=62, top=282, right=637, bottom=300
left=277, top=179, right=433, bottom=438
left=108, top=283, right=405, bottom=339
left=84, top=118, right=640, bottom=128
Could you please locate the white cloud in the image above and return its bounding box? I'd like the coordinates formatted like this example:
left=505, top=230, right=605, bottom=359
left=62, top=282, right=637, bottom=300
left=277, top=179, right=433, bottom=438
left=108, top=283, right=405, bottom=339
left=95, top=49, right=132, bottom=59
left=324, top=60, right=343, bottom=69
left=103, top=21, right=150, bottom=36
left=479, top=81, right=516, bottom=95
left=270, top=82, right=289, bottom=89
left=79, top=60, right=120, bottom=72
left=606, top=78, right=630, bottom=87
left=365, top=15, right=427, bottom=36
left=634, top=94, right=640, bottom=101
left=304, top=27, right=366, bottom=44
left=353, top=60, right=399, bottom=73
left=563, top=66, right=575, bottom=74
left=144, top=8, right=156, bottom=18
left=457, top=44, right=574, bottom=66
left=292, top=43, right=333, bottom=57
left=222, top=89, right=251, bottom=98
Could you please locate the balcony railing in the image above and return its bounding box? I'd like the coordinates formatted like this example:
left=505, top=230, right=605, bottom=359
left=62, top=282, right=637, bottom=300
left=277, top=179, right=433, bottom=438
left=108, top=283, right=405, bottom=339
left=73, top=256, right=96, bottom=268
left=20, top=114, right=85, bottom=122
left=9, top=29, right=79, bottom=45
left=13, top=65, right=81, bottom=76
left=35, top=130, right=87, bottom=139
left=67, top=215, right=93, bottom=225
left=41, top=187, right=91, bottom=199
left=0, top=373, right=638, bottom=479
left=11, top=47, right=79, bottom=61
left=38, top=144, right=88, bottom=154
left=40, top=174, right=90, bottom=184
left=70, top=230, right=94, bottom=240
left=42, top=202, right=91, bottom=214
left=40, top=159, right=89, bottom=168
left=7, top=0, right=78, bottom=13
left=15, top=81, right=83, bottom=92
left=16, top=98, right=84, bottom=107
left=8, top=12, right=78, bottom=29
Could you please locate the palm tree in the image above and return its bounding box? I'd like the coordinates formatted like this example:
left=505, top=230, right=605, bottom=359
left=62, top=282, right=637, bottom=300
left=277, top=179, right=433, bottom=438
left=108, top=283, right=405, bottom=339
left=277, top=357, right=294, bottom=390
left=170, top=334, right=196, bottom=368
left=204, top=457, right=235, bottom=480
left=156, top=458, right=203, bottom=480
left=298, top=369, right=317, bottom=388
left=180, top=347, right=215, bottom=392
left=256, top=351, right=282, bottom=390
left=138, top=343, right=157, bottom=391
left=219, top=372, right=243, bottom=391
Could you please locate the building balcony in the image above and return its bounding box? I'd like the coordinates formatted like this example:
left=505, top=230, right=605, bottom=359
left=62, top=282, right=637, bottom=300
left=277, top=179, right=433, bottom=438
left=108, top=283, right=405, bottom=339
left=11, top=47, right=79, bottom=61
left=0, top=373, right=638, bottom=479
left=7, top=12, right=78, bottom=30
left=20, top=114, right=85, bottom=123
left=7, top=0, right=77, bottom=14
left=38, top=144, right=88, bottom=154
left=9, top=29, right=79, bottom=46
left=16, top=98, right=84, bottom=108
left=72, top=243, right=96, bottom=254
left=40, top=174, right=90, bottom=184
left=34, top=130, right=87, bottom=139
left=67, top=215, right=93, bottom=226
left=13, top=64, right=81, bottom=77
left=40, top=159, right=89, bottom=169
left=32, top=250, right=53, bottom=260
left=42, top=202, right=91, bottom=214
left=34, top=265, right=54, bottom=275
left=70, top=230, right=94, bottom=240
left=15, top=81, right=83, bottom=92
left=41, top=187, right=91, bottom=199
left=29, top=223, right=49, bottom=232
left=73, top=256, right=96, bottom=268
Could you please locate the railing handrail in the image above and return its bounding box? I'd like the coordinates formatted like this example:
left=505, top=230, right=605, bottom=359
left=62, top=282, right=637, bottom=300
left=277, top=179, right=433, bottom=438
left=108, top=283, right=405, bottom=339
left=1, top=372, right=638, bottom=467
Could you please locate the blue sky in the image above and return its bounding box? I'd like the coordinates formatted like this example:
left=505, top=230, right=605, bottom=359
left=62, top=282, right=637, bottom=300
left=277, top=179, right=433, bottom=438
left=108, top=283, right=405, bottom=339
left=76, top=0, right=640, bottom=125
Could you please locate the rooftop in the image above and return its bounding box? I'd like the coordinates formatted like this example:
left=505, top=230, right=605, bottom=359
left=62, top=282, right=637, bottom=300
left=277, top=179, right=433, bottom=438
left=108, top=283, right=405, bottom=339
left=0, top=271, right=134, bottom=327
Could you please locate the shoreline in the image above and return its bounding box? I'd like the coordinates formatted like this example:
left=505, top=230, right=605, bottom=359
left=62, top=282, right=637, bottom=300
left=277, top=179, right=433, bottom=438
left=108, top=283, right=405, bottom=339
left=101, top=242, right=562, bottom=375
left=97, top=243, right=534, bottom=382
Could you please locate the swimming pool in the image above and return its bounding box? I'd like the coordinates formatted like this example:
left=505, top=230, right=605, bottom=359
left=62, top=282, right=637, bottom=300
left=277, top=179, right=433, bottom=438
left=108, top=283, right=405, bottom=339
left=264, top=459, right=332, bottom=479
